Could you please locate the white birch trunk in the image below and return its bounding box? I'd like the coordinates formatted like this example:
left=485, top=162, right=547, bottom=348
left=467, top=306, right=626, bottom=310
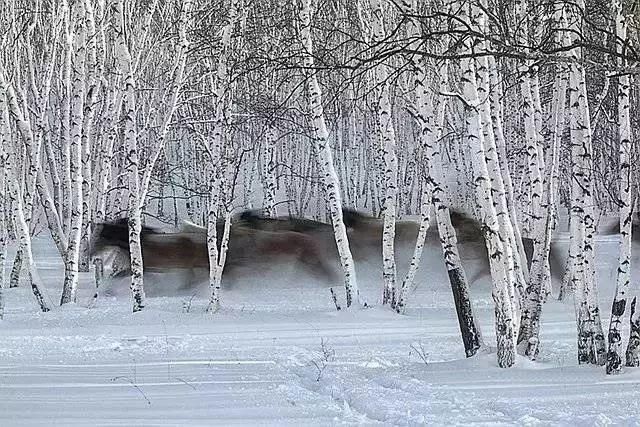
left=368, top=0, right=398, bottom=306
left=566, top=1, right=606, bottom=365
left=513, top=0, right=548, bottom=304
left=488, top=55, right=530, bottom=285
left=206, top=185, right=231, bottom=313
left=473, top=5, right=522, bottom=322
left=60, top=0, right=86, bottom=305
left=459, top=2, right=517, bottom=367
left=113, top=0, right=145, bottom=312
left=626, top=296, right=640, bottom=366
left=61, top=1, right=73, bottom=236
left=300, top=0, right=359, bottom=307
left=0, top=80, right=50, bottom=313
left=516, top=4, right=567, bottom=358
left=262, top=122, right=278, bottom=217
left=199, top=0, right=237, bottom=312
left=78, top=0, right=100, bottom=273
left=520, top=58, right=567, bottom=358
left=401, top=0, right=482, bottom=354
left=607, top=1, right=633, bottom=374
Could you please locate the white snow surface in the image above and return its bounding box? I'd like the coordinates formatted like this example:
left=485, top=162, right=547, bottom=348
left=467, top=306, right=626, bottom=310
left=2, top=231, right=640, bottom=426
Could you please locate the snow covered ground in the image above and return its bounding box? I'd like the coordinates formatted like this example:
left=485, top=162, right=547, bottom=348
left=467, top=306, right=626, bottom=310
left=2, top=233, right=640, bottom=426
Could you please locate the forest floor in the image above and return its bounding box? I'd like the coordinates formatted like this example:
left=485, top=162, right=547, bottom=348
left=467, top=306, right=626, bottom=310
left=2, top=231, right=640, bottom=426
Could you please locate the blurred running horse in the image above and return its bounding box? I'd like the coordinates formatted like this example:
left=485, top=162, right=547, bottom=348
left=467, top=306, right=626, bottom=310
left=239, top=208, right=562, bottom=284
left=90, top=217, right=338, bottom=286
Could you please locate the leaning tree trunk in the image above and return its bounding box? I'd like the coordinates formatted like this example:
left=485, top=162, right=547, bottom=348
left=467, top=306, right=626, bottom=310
left=402, top=0, right=482, bottom=354
left=299, top=0, right=359, bottom=307
left=394, top=186, right=430, bottom=314
left=437, top=206, right=484, bottom=356
left=6, top=175, right=51, bottom=313
left=0, top=82, right=50, bottom=313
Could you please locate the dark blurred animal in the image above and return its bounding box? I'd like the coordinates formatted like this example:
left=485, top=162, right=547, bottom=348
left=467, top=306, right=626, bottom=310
left=600, top=218, right=640, bottom=237
left=91, top=219, right=209, bottom=275
left=91, top=217, right=338, bottom=287
left=238, top=210, right=330, bottom=234
left=340, top=208, right=563, bottom=283
left=236, top=209, right=477, bottom=269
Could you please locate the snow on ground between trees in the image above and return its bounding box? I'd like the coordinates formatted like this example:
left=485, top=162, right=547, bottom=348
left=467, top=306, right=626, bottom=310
left=1, top=234, right=640, bottom=426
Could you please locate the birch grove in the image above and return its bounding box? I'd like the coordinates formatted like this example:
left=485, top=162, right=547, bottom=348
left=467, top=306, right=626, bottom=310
left=0, top=0, right=638, bottom=371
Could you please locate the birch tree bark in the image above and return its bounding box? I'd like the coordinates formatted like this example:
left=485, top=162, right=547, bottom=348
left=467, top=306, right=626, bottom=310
left=626, top=293, right=640, bottom=366
left=397, top=1, right=482, bottom=354
left=489, top=54, right=530, bottom=287
left=606, top=1, right=634, bottom=373
left=458, top=1, right=517, bottom=367
left=395, top=186, right=430, bottom=313
left=113, top=0, right=145, bottom=312
left=0, top=78, right=50, bottom=313
left=512, top=0, right=548, bottom=305
left=472, top=3, right=523, bottom=319
left=566, top=0, right=606, bottom=366
left=60, top=0, right=87, bottom=305
left=368, top=0, right=399, bottom=306
left=262, top=121, right=278, bottom=217
left=78, top=0, right=101, bottom=273
left=517, top=3, right=568, bottom=359
left=204, top=0, right=236, bottom=313
left=7, top=1, right=62, bottom=289
left=299, top=0, right=359, bottom=307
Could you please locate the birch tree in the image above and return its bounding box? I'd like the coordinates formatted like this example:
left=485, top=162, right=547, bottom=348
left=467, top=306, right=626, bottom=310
left=112, top=0, right=145, bottom=311
left=394, top=0, right=482, bottom=356
left=4, top=1, right=62, bottom=290
left=78, top=0, right=101, bottom=273
left=299, top=0, right=360, bottom=307
left=472, top=1, right=523, bottom=317
left=202, top=0, right=238, bottom=313
left=262, top=123, right=278, bottom=217
left=566, top=0, right=606, bottom=366
left=457, top=0, right=517, bottom=368
left=517, top=2, right=568, bottom=359
left=0, top=75, right=50, bottom=313
left=606, top=1, right=635, bottom=373
left=60, top=0, right=88, bottom=305
left=105, top=0, right=191, bottom=312
left=366, top=0, right=399, bottom=306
